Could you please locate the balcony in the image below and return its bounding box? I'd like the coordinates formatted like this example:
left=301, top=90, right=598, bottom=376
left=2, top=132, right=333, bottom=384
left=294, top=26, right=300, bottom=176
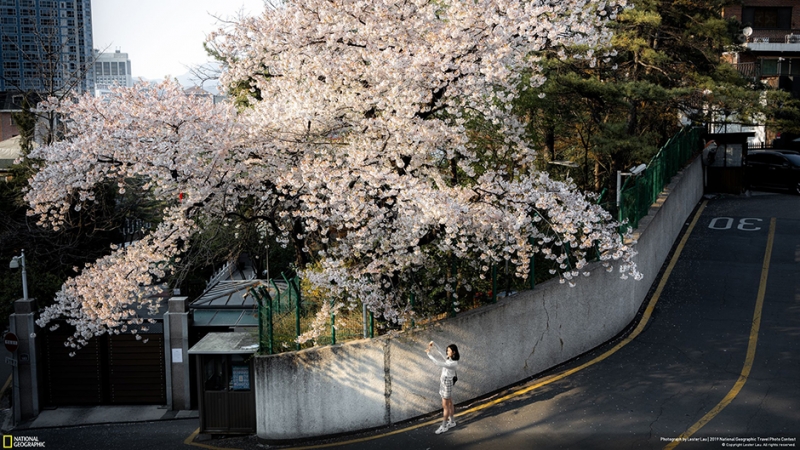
left=731, top=61, right=762, bottom=80
left=743, top=33, right=800, bottom=52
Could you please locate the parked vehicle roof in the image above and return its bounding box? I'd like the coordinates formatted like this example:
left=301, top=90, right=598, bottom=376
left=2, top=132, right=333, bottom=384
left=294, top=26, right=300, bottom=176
left=750, top=149, right=800, bottom=155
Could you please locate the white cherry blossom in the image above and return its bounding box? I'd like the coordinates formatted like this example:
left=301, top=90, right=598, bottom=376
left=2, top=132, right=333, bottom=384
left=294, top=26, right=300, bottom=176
left=27, top=0, right=639, bottom=345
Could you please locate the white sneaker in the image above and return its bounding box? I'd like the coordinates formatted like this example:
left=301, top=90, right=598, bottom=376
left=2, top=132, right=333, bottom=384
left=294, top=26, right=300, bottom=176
left=447, top=419, right=456, bottom=428
left=435, top=424, right=449, bottom=434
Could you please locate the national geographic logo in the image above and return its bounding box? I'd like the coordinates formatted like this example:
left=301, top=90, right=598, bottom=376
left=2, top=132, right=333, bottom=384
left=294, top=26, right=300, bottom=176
left=2, top=435, right=46, bottom=448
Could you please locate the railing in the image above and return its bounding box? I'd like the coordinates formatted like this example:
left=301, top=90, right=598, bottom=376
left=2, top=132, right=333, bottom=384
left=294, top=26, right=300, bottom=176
left=618, top=126, right=703, bottom=232
left=250, top=260, right=547, bottom=355
left=731, top=61, right=761, bottom=80
left=206, top=261, right=235, bottom=287
left=251, top=128, right=703, bottom=355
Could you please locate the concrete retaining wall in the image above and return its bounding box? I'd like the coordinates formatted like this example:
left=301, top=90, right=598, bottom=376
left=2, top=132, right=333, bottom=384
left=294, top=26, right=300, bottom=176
left=254, top=156, right=704, bottom=442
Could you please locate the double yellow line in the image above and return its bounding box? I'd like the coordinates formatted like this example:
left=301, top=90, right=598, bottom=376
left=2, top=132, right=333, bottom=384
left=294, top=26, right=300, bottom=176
left=185, top=202, right=775, bottom=450
left=245, top=201, right=711, bottom=450
left=664, top=216, right=776, bottom=449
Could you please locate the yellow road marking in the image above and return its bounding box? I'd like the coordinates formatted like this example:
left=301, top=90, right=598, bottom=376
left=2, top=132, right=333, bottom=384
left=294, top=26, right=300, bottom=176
left=664, top=217, right=776, bottom=450
left=276, top=200, right=709, bottom=450
left=0, top=375, right=11, bottom=399
left=184, top=427, right=241, bottom=450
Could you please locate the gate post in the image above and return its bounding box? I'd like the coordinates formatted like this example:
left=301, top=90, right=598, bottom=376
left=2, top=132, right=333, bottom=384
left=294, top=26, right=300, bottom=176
left=9, top=298, right=41, bottom=424
left=164, top=296, right=191, bottom=410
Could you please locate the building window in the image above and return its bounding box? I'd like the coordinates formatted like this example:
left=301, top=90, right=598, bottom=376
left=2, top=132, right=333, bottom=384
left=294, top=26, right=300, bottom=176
left=742, top=7, right=792, bottom=30
left=761, top=59, right=777, bottom=76
left=760, top=58, right=796, bottom=76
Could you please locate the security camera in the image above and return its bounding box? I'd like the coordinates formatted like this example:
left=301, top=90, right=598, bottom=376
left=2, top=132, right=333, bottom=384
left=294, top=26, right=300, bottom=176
left=629, top=164, right=647, bottom=175
left=9, top=256, right=20, bottom=269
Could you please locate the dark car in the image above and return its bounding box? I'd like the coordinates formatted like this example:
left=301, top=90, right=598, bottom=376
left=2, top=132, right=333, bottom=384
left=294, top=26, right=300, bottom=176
left=771, top=133, right=800, bottom=151
left=746, top=150, right=800, bottom=195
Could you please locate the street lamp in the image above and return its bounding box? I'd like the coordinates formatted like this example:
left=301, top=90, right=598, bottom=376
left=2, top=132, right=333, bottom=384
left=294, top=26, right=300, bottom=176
left=616, top=164, right=647, bottom=213
left=9, top=250, right=29, bottom=301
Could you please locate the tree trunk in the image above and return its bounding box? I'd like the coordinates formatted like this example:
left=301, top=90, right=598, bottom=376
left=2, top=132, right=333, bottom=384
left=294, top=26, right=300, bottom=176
left=545, top=126, right=555, bottom=161
left=594, top=159, right=601, bottom=192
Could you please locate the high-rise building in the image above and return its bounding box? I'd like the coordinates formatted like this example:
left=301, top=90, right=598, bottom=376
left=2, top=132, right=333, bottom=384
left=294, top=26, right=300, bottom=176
left=94, top=49, right=132, bottom=95
left=0, top=0, right=94, bottom=94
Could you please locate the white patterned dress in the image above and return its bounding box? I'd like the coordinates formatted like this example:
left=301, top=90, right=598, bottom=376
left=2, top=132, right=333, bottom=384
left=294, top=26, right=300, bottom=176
left=427, top=342, right=458, bottom=399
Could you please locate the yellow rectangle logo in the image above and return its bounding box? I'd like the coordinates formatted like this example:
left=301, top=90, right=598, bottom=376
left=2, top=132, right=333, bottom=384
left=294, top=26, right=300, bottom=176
left=2, top=435, right=11, bottom=449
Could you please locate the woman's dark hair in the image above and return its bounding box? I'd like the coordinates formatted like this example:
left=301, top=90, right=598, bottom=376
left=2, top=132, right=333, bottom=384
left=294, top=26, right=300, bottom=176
left=447, top=344, right=460, bottom=361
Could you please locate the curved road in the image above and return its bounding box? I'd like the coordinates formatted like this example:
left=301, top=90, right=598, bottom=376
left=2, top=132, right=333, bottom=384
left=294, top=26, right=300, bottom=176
left=8, top=193, right=800, bottom=450
left=286, top=192, right=800, bottom=450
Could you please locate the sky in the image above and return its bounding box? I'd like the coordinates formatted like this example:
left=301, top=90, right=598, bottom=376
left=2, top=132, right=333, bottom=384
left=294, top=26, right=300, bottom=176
left=91, top=0, right=267, bottom=82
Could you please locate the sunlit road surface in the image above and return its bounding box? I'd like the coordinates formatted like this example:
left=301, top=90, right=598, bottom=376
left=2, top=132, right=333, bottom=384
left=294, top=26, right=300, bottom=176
left=290, top=193, right=800, bottom=450
left=8, top=193, right=800, bottom=450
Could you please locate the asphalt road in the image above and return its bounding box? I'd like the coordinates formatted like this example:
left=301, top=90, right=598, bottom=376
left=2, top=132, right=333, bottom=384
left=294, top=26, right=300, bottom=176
left=7, top=192, right=800, bottom=450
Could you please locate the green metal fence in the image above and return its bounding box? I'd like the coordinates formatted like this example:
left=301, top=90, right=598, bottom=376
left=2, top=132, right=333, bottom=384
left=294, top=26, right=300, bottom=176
left=251, top=127, right=702, bottom=355
left=251, top=257, right=554, bottom=355
left=618, top=126, right=703, bottom=231
left=251, top=276, right=301, bottom=354
left=251, top=275, right=373, bottom=355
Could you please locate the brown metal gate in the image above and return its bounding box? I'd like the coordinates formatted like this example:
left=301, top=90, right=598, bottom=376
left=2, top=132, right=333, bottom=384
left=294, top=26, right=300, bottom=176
left=42, top=326, right=166, bottom=406
left=107, top=334, right=166, bottom=404
left=41, top=329, right=103, bottom=405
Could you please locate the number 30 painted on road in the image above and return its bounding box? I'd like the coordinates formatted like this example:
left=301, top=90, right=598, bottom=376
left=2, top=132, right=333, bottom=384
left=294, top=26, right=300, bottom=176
left=708, top=217, right=763, bottom=231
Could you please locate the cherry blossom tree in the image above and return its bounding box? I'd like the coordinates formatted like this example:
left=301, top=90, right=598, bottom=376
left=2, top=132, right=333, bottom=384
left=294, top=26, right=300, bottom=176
left=26, top=0, right=640, bottom=347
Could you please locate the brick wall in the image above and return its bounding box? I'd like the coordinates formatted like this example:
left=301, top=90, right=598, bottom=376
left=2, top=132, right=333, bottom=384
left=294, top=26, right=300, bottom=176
left=0, top=112, right=20, bottom=141
left=723, top=1, right=800, bottom=30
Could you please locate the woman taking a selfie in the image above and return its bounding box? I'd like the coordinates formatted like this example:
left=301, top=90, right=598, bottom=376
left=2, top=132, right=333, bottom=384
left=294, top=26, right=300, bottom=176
left=426, top=341, right=460, bottom=434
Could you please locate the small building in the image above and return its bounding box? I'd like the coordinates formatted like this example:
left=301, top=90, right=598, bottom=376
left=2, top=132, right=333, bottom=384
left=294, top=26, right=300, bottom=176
left=188, top=332, right=258, bottom=435
left=703, top=132, right=756, bottom=194
left=0, top=92, right=22, bottom=142
left=189, top=257, right=265, bottom=343
left=0, top=135, right=22, bottom=177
